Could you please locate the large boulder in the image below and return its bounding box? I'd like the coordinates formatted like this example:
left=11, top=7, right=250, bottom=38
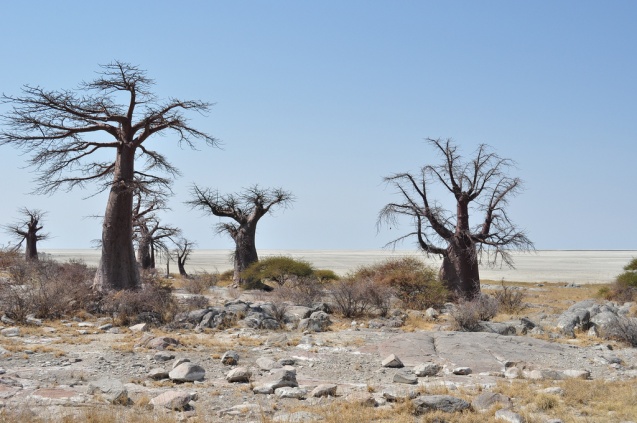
left=169, top=363, right=205, bottom=382
left=412, top=395, right=471, bottom=413
left=253, top=368, right=298, bottom=394
left=298, top=311, right=331, bottom=332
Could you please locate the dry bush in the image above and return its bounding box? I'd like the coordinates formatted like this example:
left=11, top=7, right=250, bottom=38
left=180, top=295, right=210, bottom=310
left=0, top=258, right=96, bottom=322
left=101, top=275, right=176, bottom=326
left=360, top=277, right=394, bottom=317
left=328, top=278, right=371, bottom=318
left=351, top=257, right=449, bottom=310
left=182, top=271, right=218, bottom=294
left=492, top=281, right=527, bottom=313
left=0, top=248, right=20, bottom=269
left=274, top=276, right=325, bottom=307
left=599, top=317, right=637, bottom=347
left=451, top=293, right=499, bottom=331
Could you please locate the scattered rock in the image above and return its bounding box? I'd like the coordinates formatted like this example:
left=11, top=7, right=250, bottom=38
left=413, top=362, right=442, bottom=377
left=452, top=366, right=472, bottom=375
left=1, top=327, right=19, bottom=337
left=310, top=384, right=337, bottom=398
left=149, top=390, right=193, bottom=410
left=226, top=366, right=251, bottom=383
left=412, top=395, right=471, bottom=413
left=393, top=369, right=417, bottom=384
left=275, top=386, right=308, bottom=399
left=148, top=368, right=169, bottom=380
left=472, top=392, right=512, bottom=411
left=495, top=408, right=525, bottom=423
left=381, top=354, right=404, bottom=368
left=169, top=363, right=205, bottom=382
left=87, top=377, right=129, bottom=405
left=253, top=368, right=298, bottom=394
left=221, top=350, right=239, bottom=365
left=129, top=323, right=148, bottom=332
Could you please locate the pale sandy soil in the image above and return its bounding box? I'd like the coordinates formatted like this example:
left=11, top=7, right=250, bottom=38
left=42, top=249, right=636, bottom=284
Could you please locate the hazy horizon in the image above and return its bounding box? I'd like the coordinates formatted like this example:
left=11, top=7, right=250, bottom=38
left=42, top=249, right=637, bottom=284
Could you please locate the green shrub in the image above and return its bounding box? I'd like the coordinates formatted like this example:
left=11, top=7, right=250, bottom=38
left=313, top=269, right=339, bottom=282
left=604, top=258, right=637, bottom=302
left=350, top=257, right=449, bottom=310
left=241, top=256, right=314, bottom=286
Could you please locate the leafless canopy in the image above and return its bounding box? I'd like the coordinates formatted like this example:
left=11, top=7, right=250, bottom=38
left=0, top=61, right=217, bottom=194
left=4, top=208, right=49, bottom=250
left=379, top=138, right=533, bottom=268
left=187, top=185, right=294, bottom=238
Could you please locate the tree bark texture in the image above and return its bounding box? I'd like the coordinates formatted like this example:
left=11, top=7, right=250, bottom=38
left=232, top=224, right=259, bottom=284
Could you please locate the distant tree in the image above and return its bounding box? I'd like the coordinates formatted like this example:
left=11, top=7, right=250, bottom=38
left=4, top=208, right=49, bottom=261
left=379, top=138, right=533, bottom=299
left=187, top=185, right=294, bottom=286
left=172, top=236, right=195, bottom=277
left=241, top=256, right=314, bottom=287
left=0, top=61, right=216, bottom=291
left=132, top=190, right=180, bottom=270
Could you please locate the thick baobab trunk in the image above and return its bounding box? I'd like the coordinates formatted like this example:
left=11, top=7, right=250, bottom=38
left=94, top=146, right=140, bottom=291
left=232, top=224, right=259, bottom=286
left=439, top=239, right=480, bottom=299
left=25, top=232, right=38, bottom=261
left=136, top=231, right=153, bottom=270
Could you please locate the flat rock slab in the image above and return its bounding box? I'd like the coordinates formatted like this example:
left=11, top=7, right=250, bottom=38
left=366, top=331, right=591, bottom=375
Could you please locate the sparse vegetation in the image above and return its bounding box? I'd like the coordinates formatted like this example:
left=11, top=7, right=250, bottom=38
left=241, top=256, right=314, bottom=287
left=492, top=280, right=527, bottom=313
left=603, top=257, right=637, bottom=302
left=450, top=293, right=499, bottom=331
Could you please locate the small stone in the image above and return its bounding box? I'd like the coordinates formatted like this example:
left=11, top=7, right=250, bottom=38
left=129, top=323, right=148, bottom=332
left=393, top=369, right=417, bottom=384
left=256, top=357, right=282, bottom=370
left=221, top=350, right=239, bottom=365
left=169, top=363, right=205, bottom=382
left=541, top=387, right=564, bottom=396
left=98, top=323, right=113, bottom=331
left=275, top=387, right=308, bottom=399
left=310, top=383, right=337, bottom=398
left=495, top=408, right=525, bottom=423
left=504, top=367, right=521, bottom=379
left=381, top=354, right=403, bottom=368
left=87, top=377, right=129, bottom=404
left=147, top=368, right=169, bottom=380
left=154, top=352, right=175, bottom=362
left=413, top=362, right=442, bottom=377
left=562, top=369, right=590, bottom=379
left=1, top=328, right=20, bottom=337
left=172, top=358, right=190, bottom=369
left=149, top=390, right=193, bottom=410
left=472, top=392, right=512, bottom=411
left=226, top=367, right=251, bottom=383
left=412, top=395, right=471, bottom=413
left=452, top=367, right=472, bottom=375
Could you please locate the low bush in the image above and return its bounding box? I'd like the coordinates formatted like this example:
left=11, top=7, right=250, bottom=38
left=101, top=273, right=176, bottom=326
left=0, top=258, right=96, bottom=322
left=603, top=258, right=637, bottom=302
left=241, top=256, right=314, bottom=286
left=492, top=281, right=527, bottom=313
left=182, top=271, right=218, bottom=294
left=274, top=276, right=325, bottom=307
left=313, top=269, right=339, bottom=282
left=450, top=293, right=499, bottom=331
left=328, top=278, right=371, bottom=318
left=350, top=257, right=449, bottom=310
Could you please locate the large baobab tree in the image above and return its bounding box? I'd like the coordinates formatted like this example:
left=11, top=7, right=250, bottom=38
left=379, top=138, right=533, bottom=299
left=4, top=208, right=49, bottom=261
left=188, top=185, right=294, bottom=286
left=0, top=61, right=216, bottom=291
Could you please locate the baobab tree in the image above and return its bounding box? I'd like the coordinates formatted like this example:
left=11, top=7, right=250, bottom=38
left=188, top=185, right=294, bottom=286
left=4, top=208, right=49, bottom=261
left=0, top=61, right=216, bottom=291
left=172, top=236, right=195, bottom=277
left=132, top=190, right=180, bottom=270
left=379, top=138, right=533, bottom=299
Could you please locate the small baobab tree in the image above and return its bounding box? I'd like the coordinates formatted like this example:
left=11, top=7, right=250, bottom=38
left=132, top=190, right=180, bottom=270
left=0, top=61, right=216, bottom=291
left=379, top=138, right=533, bottom=299
left=188, top=185, right=294, bottom=286
left=4, top=208, right=49, bottom=261
left=172, top=236, right=195, bottom=277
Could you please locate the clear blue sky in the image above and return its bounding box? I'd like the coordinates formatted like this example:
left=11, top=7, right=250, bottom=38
left=0, top=1, right=635, bottom=251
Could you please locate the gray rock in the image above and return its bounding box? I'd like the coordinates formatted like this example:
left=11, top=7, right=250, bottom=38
left=477, top=322, right=517, bottom=335
left=452, top=366, right=472, bottom=375
left=172, top=357, right=190, bottom=369
left=256, top=357, right=282, bottom=371
left=495, top=408, right=525, bottom=423
left=562, top=369, right=590, bottom=379
left=145, top=336, right=180, bottom=350
left=381, top=385, right=419, bottom=401
left=310, top=383, right=337, bottom=398
left=413, top=362, right=442, bottom=377
left=472, top=392, right=512, bottom=411
left=523, top=369, right=563, bottom=380
left=425, top=307, right=439, bottom=319
left=226, top=366, right=251, bottom=383
left=153, top=351, right=175, bottom=362
left=275, top=386, right=308, bottom=399
left=87, top=377, right=129, bottom=405
left=381, top=354, right=404, bottom=368
left=169, top=363, right=205, bottom=382
left=541, top=387, right=564, bottom=396
left=221, top=350, right=239, bottom=365
left=272, top=411, right=324, bottom=422
left=128, top=323, right=148, bottom=332
left=298, top=311, right=332, bottom=332
left=149, top=390, right=193, bottom=410
left=557, top=309, right=590, bottom=337
left=1, top=327, right=19, bottom=337
left=147, top=368, right=169, bottom=380
left=393, top=369, right=417, bottom=384
left=504, top=367, right=521, bottom=379
left=253, top=368, right=298, bottom=394
left=346, top=392, right=376, bottom=407
left=412, top=395, right=471, bottom=413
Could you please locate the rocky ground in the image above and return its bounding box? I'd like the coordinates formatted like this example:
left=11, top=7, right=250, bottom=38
left=0, top=284, right=636, bottom=422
